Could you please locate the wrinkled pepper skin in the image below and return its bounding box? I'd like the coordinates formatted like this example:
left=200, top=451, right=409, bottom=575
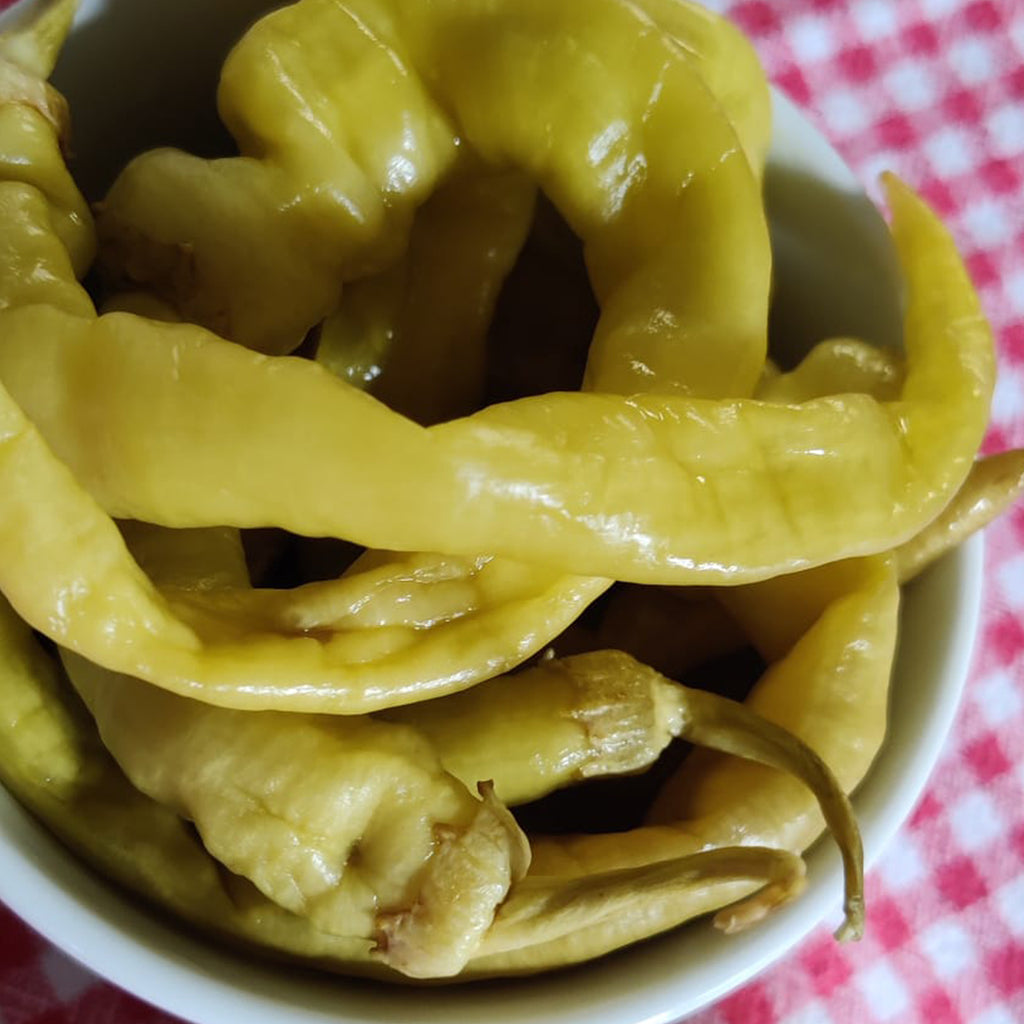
left=57, top=523, right=532, bottom=980
left=479, top=556, right=894, bottom=974
left=0, top=0, right=1015, bottom=986
left=316, top=161, right=537, bottom=425
left=98, top=0, right=770, bottom=397
left=0, top=596, right=404, bottom=981
left=0, top=180, right=993, bottom=719
left=97, top=0, right=458, bottom=354
left=895, top=449, right=1024, bottom=582
left=0, top=593, right=806, bottom=980
left=65, top=647, right=529, bottom=979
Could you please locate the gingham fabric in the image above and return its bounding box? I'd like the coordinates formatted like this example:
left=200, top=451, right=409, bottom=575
left=1, top=0, right=1023, bottom=1022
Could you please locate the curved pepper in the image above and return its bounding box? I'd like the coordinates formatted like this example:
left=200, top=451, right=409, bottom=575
left=97, top=0, right=457, bottom=354
left=56, top=521, right=532, bottom=980
left=896, top=449, right=1024, bottom=582
left=756, top=337, right=904, bottom=403
left=65, top=648, right=530, bottom=979
left=635, top=0, right=772, bottom=180
left=0, top=595, right=489, bottom=981
left=0, top=179, right=993, bottom=582
left=308, top=0, right=771, bottom=706
left=314, top=0, right=772, bottom=415
left=387, top=651, right=864, bottom=918
left=0, top=0, right=94, bottom=277
left=317, top=159, right=536, bottom=424
left=464, top=555, right=893, bottom=975
left=97, top=0, right=770, bottom=396
left=646, top=556, right=897, bottom=941
left=0, top=33, right=609, bottom=716
left=0, top=605, right=810, bottom=981
left=469, top=846, right=805, bottom=975
left=382, top=649, right=687, bottom=806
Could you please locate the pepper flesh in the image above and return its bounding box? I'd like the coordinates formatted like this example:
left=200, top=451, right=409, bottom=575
left=316, top=161, right=536, bottom=424
left=0, top=601, right=809, bottom=981
left=756, top=337, right=904, bottom=403
left=0, top=179, right=993, bottom=579
left=382, top=650, right=688, bottom=806
left=98, top=0, right=770, bottom=395
left=895, top=449, right=1024, bottom=582
left=98, top=0, right=458, bottom=353
left=460, top=556, right=894, bottom=974
left=0, top=597, right=421, bottom=980
left=0, top=0, right=1011, bottom=983
left=634, top=0, right=772, bottom=181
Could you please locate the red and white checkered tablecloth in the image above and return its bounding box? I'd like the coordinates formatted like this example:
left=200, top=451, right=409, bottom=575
left=1, top=0, right=1023, bottom=1022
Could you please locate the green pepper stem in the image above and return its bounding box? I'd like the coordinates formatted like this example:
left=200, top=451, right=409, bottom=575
left=675, top=684, right=864, bottom=941
left=483, top=845, right=805, bottom=955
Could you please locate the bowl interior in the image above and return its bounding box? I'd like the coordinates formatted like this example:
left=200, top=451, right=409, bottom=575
left=0, top=3, right=983, bottom=1023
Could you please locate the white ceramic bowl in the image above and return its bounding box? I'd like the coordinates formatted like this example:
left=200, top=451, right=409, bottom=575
left=0, top=3, right=984, bottom=1022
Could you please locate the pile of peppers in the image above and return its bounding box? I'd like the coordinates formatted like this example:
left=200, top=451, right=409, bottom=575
left=1, top=0, right=1023, bottom=983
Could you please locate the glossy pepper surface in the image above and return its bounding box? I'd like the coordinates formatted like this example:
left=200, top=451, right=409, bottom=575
left=0, top=176, right=994, bottom=719
left=98, top=0, right=771, bottom=398
left=0, top=0, right=1015, bottom=986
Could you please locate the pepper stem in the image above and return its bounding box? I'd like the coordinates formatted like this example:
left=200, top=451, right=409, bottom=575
left=675, top=684, right=864, bottom=941
left=482, top=846, right=806, bottom=956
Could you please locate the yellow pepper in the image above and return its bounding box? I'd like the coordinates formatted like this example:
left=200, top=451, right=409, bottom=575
left=648, top=556, right=897, bottom=935
left=55, top=520, right=532, bottom=980
left=316, top=160, right=536, bottom=424
left=0, top=596, right=810, bottom=980
left=0, top=181, right=91, bottom=314
left=386, top=650, right=864, bottom=911
left=0, top=175, right=993, bottom=713
left=0, top=52, right=92, bottom=312
left=636, top=0, right=772, bottom=180
left=0, top=178, right=992, bottom=573
left=313, top=0, right=773, bottom=417
left=0, top=0, right=1013, bottom=986
left=65, top=646, right=530, bottom=979
left=477, top=555, right=893, bottom=974
left=0, top=0, right=93, bottom=281
left=98, top=0, right=770, bottom=398
left=756, top=336, right=904, bottom=403
left=896, top=449, right=1024, bottom=582
left=0, top=597, right=421, bottom=981
left=97, top=0, right=456, bottom=354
